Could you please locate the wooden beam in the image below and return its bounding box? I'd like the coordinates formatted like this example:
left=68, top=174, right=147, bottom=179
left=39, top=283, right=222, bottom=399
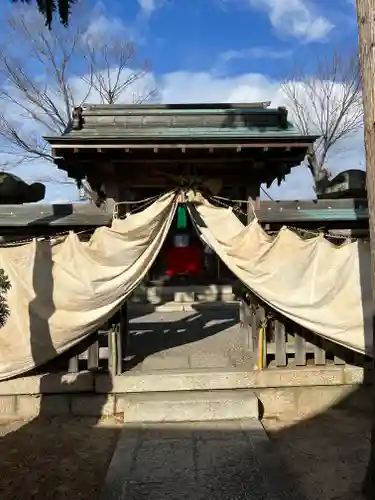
left=0, top=204, right=111, bottom=227
left=0, top=198, right=368, bottom=228
left=56, top=146, right=307, bottom=165
left=106, top=157, right=297, bottom=165
left=49, top=141, right=314, bottom=150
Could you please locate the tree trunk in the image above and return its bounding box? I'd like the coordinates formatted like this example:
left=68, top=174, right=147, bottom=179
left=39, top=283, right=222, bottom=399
left=306, top=153, right=330, bottom=195
left=356, top=1, right=375, bottom=497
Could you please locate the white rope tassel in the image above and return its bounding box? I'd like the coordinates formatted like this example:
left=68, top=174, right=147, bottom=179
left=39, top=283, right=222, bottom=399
left=248, top=198, right=258, bottom=223
left=112, top=202, right=119, bottom=221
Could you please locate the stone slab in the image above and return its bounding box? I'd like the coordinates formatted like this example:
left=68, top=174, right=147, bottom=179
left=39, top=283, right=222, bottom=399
left=0, top=395, right=16, bottom=415
left=117, top=389, right=259, bottom=423
left=131, top=438, right=195, bottom=481
left=99, top=419, right=281, bottom=500
left=99, top=431, right=138, bottom=500
left=255, top=388, right=297, bottom=418
left=95, top=366, right=355, bottom=395
left=244, top=421, right=302, bottom=500
left=0, top=371, right=94, bottom=395
left=189, top=352, right=231, bottom=369
left=123, top=481, right=198, bottom=500
left=343, top=365, right=367, bottom=384
left=17, top=394, right=70, bottom=417
left=71, top=394, right=115, bottom=417
left=141, top=355, right=190, bottom=372
left=295, top=384, right=356, bottom=418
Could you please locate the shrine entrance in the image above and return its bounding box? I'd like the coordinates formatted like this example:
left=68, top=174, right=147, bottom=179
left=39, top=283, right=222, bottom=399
left=148, top=203, right=233, bottom=286
left=44, top=101, right=316, bottom=375
left=125, top=201, right=244, bottom=373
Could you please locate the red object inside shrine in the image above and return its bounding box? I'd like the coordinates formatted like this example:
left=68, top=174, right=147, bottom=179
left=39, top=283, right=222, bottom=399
left=166, top=246, right=202, bottom=276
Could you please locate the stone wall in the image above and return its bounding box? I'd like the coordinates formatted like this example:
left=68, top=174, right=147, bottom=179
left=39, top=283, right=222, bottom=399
left=0, top=366, right=369, bottom=419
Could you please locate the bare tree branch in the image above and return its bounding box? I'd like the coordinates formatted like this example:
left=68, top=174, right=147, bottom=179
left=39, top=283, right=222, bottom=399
left=0, top=4, right=157, bottom=200
left=281, top=52, right=363, bottom=193
left=80, top=38, right=158, bottom=105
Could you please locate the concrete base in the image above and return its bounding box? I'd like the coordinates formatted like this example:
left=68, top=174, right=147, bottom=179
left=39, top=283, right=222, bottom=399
left=0, top=366, right=369, bottom=420
left=118, top=389, right=259, bottom=423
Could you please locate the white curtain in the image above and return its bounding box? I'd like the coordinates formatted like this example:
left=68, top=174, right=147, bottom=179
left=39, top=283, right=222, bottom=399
left=0, top=191, right=178, bottom=380
left=188, top=194, right=372, bottom=355
left=0, top=188, right=371, bottom=382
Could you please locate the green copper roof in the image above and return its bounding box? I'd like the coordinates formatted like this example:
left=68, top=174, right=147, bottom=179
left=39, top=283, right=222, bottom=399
left=44, top=103, right=318, bottom=144
left=55, top=126, right=307, bottom=140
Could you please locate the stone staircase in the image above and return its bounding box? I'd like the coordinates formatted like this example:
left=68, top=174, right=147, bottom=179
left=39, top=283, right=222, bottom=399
left=96, top=367, right=259, bottom=423
left=118, top=388, right=259, bottom=423
left=123, top=282, right=258, bottom=424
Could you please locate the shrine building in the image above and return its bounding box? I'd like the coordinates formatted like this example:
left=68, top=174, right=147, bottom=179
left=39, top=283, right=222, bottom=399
left=45, top=102, right=317, bottom=284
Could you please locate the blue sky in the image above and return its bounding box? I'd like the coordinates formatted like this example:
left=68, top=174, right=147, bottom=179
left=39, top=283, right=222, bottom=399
left=85, top=0, right=358, bottom=78
left=0, top=0, right=363, bottom=202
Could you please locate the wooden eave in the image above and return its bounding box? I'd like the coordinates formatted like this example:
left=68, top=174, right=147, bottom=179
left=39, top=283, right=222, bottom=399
left=45, top=135, right=318, bottom=153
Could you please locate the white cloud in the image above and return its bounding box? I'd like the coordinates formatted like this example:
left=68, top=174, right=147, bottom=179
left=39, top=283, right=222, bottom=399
left=82, top=15, right=128, bottom=45
left=218, top=46, right=293, bottom=65
left=158, top=70, right=364, bottom=199
left=159, top=71, right=279, bottom=103
left=138, top=0, right=156, bottom=11
left=248, top=0, right=334, bottom=41
left=81, top=4, right=143, bottom=46
left=137, top=0, right=166, bottom=16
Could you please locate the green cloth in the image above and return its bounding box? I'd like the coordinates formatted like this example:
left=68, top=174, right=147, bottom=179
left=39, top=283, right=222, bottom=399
left=176, top=205, right=188, bottom=229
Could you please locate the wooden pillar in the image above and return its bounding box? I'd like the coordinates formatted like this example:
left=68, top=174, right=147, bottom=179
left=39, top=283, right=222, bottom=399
left=239, top=297, right=254, bottom=351
left=240, top=183, right=261, bottom=354
left=108, top=301, right=129, bottom=375
left=101, top=182, right=119, bottom=216
left=356, top=2, right=375, bottom=497
left=99, top=181, right=132, bottom=374
left=120, top=301, right=129, bottom=369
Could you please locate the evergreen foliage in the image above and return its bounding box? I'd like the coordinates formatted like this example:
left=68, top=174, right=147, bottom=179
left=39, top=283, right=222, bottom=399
left=0, top=269, right=10, bottom=327
left=12, top=0, right=77, bottom=28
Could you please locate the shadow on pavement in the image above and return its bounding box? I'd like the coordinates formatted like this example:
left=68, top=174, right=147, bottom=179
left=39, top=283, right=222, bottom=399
left=0, top=381, right=371, bottom=500
left=126, top=304, right=240, bottom=370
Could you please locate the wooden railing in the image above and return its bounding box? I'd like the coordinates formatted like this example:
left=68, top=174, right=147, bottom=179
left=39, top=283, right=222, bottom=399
left=38, top=292, right=369, bottom=377
left=239, top=292, right=370, bottom=369
left=38, top=303, right=129, bottom=377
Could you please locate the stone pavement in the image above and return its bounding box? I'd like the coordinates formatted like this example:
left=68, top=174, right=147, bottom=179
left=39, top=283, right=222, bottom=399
left=100, top=420, right=304, bottom=500
left=127, top=307, right=254, bottom=372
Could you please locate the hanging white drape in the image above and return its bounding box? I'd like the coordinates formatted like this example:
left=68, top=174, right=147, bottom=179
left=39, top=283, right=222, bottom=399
left=188, top=194, right=372, bottom=355
left=0, top=191, right=178, bottom=380
left=0, top=189, right=371, bottom=382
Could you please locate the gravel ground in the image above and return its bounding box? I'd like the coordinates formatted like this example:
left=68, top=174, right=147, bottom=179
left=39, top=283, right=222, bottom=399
left=263, top=408, right=371, bottom=500
left=0, top=416, right=121, bottom=500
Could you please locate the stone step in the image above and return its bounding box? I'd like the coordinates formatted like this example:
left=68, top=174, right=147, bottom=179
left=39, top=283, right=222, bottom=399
left=128, top=300, right=240, bottom=313
left=96, top=368, right=256, bottom=394
left=130, top=284, right=237, bottom=305
left=118, top=389, right=259, bottom=423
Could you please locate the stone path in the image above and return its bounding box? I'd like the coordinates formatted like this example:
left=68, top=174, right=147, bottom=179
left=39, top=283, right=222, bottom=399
left=127, top=307, right=254, bottom=372
left=100, top=420, right=303, bottom=500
